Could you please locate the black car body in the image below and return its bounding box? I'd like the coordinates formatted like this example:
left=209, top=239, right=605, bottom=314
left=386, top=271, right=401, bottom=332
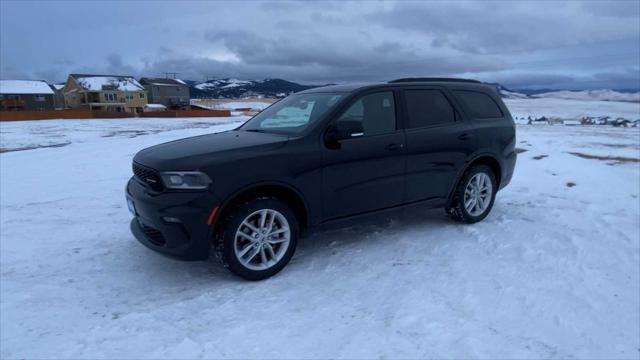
left=126, top=78, right=516, bottom=280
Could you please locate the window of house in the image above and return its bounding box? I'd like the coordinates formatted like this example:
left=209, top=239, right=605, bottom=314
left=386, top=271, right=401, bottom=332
left=139, top=93, right=145, bottom=99
left=34, top=95, right=46, bottom=102
left=336, top=92, right=396, bottom=136
left=453, top=90, right=503, bottom=119
left=404, top=90, right=455, bottom=128
left=7, top=95, right=20, bottom=100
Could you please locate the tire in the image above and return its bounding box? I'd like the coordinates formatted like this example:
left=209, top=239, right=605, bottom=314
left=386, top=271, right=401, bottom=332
left=215, top=197, right=298, bottom=281
left=446, top=164, right=497, bottom=223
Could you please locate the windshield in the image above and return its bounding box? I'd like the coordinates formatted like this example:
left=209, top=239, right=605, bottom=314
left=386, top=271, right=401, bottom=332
left=240, top=92, right=344, bottom=135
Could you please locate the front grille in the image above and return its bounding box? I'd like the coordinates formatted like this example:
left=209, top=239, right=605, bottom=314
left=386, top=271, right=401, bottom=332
left=139, top=221, right=166, bottom=246
left=132, top=162, right=163, bottom=191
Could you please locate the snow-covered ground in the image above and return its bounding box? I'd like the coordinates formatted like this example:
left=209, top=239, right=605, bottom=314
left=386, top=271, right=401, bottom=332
left=1, top=102, right=639, bottom=358
left=214, top=101, right=273, bottom=111
left=505, top=97, right=640, bottom=120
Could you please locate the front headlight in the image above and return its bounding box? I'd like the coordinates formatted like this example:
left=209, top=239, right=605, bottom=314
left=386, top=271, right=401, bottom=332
left=159, top=171, right=212, bottom=190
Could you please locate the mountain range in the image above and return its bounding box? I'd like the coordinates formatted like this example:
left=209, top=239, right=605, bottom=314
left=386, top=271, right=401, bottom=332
left=188, top=78, right=319, bottom=98
left=186, top=78, right=639, bottom=102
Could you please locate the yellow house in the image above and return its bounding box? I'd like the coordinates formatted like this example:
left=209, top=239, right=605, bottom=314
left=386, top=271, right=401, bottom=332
left=63, top=74, right=148, bottom=113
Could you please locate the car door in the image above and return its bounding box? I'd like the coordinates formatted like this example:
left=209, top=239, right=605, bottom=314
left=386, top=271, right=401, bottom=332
left=321, top=91, right=406, bottom=220
left=402, top=88, right=477, bottom=202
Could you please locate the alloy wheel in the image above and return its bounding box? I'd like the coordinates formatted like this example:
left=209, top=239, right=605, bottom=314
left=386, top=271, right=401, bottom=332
left=233, top=209, right=291, bottom=271
left=463, top=172, right=493, bottom=217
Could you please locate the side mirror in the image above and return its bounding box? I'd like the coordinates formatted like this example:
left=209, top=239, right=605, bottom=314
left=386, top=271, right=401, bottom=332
left=325, top=120, right=364, bottom=143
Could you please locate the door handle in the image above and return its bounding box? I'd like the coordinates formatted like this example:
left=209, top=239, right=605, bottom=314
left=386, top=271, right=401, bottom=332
left=458, top=133, right=473, bottom=140
left=385, top=143, right=404, bottom=151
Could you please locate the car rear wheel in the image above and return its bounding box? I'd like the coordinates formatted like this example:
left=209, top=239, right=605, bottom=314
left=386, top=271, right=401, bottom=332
left=446, top=164, right=496, bottom=223
left=216, top=197, right=298, bottom=280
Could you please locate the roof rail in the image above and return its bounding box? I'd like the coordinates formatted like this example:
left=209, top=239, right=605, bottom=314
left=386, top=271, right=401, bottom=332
left=388, top=77, right=481, bottom=84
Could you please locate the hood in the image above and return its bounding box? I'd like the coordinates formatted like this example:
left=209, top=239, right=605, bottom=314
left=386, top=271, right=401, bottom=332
left=134, top=130, right=288, bottom=170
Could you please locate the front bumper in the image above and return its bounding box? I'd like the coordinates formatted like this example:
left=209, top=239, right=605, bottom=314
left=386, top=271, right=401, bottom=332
left=126, top=177, right=218, bottom=260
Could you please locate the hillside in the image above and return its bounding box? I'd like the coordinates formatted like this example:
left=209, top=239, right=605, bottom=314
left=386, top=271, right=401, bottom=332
left=531, top=89, right=640, bottom=103
left=185, top=78, right=639, bottom=103
left=189, top=78, right=319, bottom=98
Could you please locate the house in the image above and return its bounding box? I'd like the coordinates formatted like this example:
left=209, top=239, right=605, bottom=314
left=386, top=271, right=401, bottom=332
left=64, top=74, right=148, bottom=113
left=139, top=78, right=190, bottom=109
left=50, top=83, right=66, bottom=109
left=0, top=80, right=55, bottom=111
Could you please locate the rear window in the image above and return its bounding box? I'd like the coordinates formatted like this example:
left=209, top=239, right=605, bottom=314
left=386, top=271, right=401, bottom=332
left=453, top=90, right=503, bottom=119
left=404, top=90, right=455, bottom=128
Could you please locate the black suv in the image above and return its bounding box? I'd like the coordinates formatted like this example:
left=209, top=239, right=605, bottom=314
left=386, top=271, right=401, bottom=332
left=126, top=78, right=516, bottom=280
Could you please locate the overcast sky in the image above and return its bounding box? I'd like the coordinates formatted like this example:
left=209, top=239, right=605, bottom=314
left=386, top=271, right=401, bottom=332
left=1, top=0, right=639, bottom=89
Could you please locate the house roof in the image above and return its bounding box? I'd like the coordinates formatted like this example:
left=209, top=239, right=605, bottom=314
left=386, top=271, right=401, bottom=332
left=69, top=74, right=144, bottom=91
left=0, top=80, right=54, bottom=95
left=51, top=84, right=65, bottom=90
left=139, top=77, right=187, bottom=86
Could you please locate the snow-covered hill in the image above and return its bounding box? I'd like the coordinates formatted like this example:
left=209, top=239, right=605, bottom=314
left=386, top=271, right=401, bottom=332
left=189, top=78, right=319, bottom=98
left=532, top=89, right=640, bottom=103
left=486, top=83, right=529, bottom=99
left=187, top=78, right=639, bottom=104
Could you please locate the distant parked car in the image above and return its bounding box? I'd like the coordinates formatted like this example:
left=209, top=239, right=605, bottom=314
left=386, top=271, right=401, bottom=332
left=126, top=78, right=517, bottom=280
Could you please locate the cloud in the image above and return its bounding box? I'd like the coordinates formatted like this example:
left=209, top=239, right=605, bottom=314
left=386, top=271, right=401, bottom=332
left=366, top=1, right=638, bottom=55
left=581, top=0, right=640, bottom=18
left=0, top=0, right=638, bottom=89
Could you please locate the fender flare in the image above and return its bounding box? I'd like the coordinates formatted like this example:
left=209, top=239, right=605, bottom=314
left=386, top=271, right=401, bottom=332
left=445, top=153, right=502, bottom=205
left=207, top=180, right=310, bottom=238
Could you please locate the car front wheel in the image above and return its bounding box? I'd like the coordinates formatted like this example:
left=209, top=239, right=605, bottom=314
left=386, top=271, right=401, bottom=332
left=216, top=197, right=298, bottom=280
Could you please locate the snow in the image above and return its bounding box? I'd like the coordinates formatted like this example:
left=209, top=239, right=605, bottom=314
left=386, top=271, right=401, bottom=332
left=1, top=100, right=639, bottom=358
left=74, top=76, right=144, bottom=92
left=505, top=98, right=640, bottom=120
left=195, top=78, right=252, bottom=90
left=533, top=90, right=640, bottom=103
left=0, top=80, right=54, bottom=94
left=500, top=89, right=528, bottom=99
left=215, top=101, right=273, bottom=110
left=190, top=99, right=274, bottom=111
left=52, top=83, right=65, bottom=90
left=144, top=103, right=167, bottom=110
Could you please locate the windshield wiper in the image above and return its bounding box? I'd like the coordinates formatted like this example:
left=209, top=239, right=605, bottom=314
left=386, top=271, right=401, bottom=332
left=244, top=129, right=268, bottom=133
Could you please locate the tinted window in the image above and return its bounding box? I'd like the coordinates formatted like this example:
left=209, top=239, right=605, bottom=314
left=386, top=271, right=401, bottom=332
left=404, top=90, right=455, bottom=128
left=337, top=92, right=395, bottom=136
left=454, top=90, right=503, bottom=119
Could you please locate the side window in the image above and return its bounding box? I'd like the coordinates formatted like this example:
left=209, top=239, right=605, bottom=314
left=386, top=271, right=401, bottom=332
left=404, top=90, right=455, bottom=128
left=453, top=90, right=503, bottom=119
left=337, top=92, right=396, bottom=136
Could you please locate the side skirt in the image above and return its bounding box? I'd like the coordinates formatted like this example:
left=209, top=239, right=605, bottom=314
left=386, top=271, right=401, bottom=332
left=311, top=197, right=446, bottom=233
